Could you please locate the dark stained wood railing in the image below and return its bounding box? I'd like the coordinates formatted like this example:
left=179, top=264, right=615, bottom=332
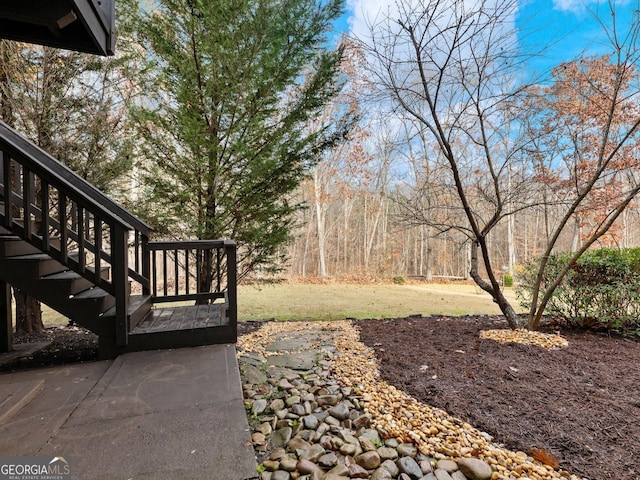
left=0, top=121, right=153, bottom=346
left=147, top=240, right=237, bottom=328
left=0, top=121, right=237, bottom=348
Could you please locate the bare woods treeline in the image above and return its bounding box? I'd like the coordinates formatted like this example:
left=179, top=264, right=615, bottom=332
left=284, top=180, right=640, bottom=282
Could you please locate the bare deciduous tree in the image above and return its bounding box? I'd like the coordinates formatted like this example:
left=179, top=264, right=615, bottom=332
left=360, top=0, right=640, bottom=329
left=360, top=0, right=532, bottom=328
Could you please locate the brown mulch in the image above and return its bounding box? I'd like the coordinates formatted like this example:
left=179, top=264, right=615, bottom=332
left=355, top=315, right=640, bottom=480
left=0, top=325, right=98, bottom=372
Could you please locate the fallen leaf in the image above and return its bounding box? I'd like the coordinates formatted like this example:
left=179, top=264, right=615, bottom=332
left=530, top=448, right=560, bottom=469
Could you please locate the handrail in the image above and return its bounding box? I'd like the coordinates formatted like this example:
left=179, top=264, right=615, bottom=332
left=147, top=240, right=237, bottom=306
left=0, top=121, right=151, bottom=234
left=0, top=120, right=153, bottom=346
left=0, top=120, right=238, bottom=349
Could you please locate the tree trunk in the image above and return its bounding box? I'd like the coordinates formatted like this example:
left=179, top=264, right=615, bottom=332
left=1, top=281, right=12, bottom=352
left=365, top=194, right=383, bottom=270
left=14, top=289, right=43, bottom=334
left=507, top=209, right=516, bottom=275
left=570, top=216, right=581, bottom=252
left=469, top=239, right=521, bottom=329
left=313, top=171, right=328, bottom=278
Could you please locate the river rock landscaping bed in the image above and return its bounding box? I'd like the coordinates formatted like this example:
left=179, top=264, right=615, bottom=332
left=237, top=320, right=586, bottom=480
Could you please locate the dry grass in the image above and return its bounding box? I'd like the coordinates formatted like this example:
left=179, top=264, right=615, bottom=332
left=42, top=305, right=70, bottom=327
left=237, top=282, right=521, bottom=321
left=36, top=281, right=520, bottom=326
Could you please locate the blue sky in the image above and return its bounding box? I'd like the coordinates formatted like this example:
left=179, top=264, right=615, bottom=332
left=516, top=0, right=638, bottom=74
left=335, top=0, right=639, bottom=77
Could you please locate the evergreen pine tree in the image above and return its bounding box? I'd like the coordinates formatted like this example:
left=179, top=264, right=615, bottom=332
left=132, top=0, right=353, bottom=278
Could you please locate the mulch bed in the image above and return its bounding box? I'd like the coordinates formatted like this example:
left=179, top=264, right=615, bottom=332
left=0, top=325, right=98, bottom=372
left=4, top=317, right=639, bottom=480
left=355, top=315, right=640, bottom=480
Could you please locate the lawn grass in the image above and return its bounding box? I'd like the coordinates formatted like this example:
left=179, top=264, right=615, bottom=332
left=42, top=305, right=70, bottom=327
left=36, top=282, right=520, bottom=326
left=7, top=303, right=69, bottom=328
left=237, top=282, right=521, bottom=321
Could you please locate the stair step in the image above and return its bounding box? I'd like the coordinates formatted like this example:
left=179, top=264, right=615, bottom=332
left=2, top=253, right=68, bottom=276
left=40, top=271, right=93, bottom=295
left=102, top=295, right=152, bottom=325
left=86, top=264, right=110, bottom=280
left=70, top=287, right=115, bottom=316
left=0, top=236, right=42, bottom=257
left=72, top=287, right=110, bottom=300
left=129, top=295, right=153, bottom=328
left=77, top=295, right=152, bottom=340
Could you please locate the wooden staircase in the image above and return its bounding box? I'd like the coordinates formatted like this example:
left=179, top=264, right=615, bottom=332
left=0, top=121, right=237, bottom=358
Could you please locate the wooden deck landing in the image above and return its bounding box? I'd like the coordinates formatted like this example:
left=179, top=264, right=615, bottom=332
left=99, top=302, right=236, bottom=358
left=131, top=304, right=229, bottom=335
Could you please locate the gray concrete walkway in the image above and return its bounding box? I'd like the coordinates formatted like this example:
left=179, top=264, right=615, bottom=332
left=0, top=345, right=257, bottom=480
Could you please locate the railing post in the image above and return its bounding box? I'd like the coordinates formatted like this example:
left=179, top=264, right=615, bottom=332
left=22, top=167, right=32, bottom=239
left=112, top=226, right=129, bottom=346
left=225, top=241, right=237, bottom=339
left=1, top=152, right=11, bottom=227
left=40, top=181, right=50, bottom=251
left=0, top=280, right=12, bottom=353
left=140, top=232, right=151, bottom=296
left=59, top=192, right=68, bottom=263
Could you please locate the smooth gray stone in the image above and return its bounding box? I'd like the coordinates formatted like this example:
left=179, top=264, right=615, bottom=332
left=268, top=352, right=318, bottom=370
left=299, top=443, right=327, bottom=463
left=397, top=456, right=423, bottom=479
left=251, top=398, right=268, bottom=415
left=271, top=471, right=291, bottom=480
left=457, top=458, right=493, bottom=480
left=241, top=364, right=267, bottom=384
left=434, top=468, right=454, bottom=480
left=271, top=427, right=292, bottom=448
left=329, top=402, right=350, bottom=420
left=397, top=442, right=418, bottom=457
left=451, top=471, right=468, bottom=480
left=303, top=415, right=319, bottom=430
left=266, top=339, right=309, bottom=351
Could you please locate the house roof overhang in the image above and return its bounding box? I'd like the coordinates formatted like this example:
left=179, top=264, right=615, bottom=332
left=0, top=0, right=115, bottom=56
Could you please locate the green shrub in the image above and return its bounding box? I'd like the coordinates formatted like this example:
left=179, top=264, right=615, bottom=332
left=392, top=275, right=405, bottom=285
left=516, top=247, right=640, bottom=334
left=503, top=273, right=514, bottom=287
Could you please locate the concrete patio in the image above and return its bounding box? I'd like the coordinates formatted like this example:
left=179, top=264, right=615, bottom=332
left=0, top=344, right=257, bottom=479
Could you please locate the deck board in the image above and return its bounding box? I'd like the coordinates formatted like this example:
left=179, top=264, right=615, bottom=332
left=131, top=304, right=228, bottom=335
left=164, top=306, right=187, bottom=331
left=134, top=308, right=172, bottom=334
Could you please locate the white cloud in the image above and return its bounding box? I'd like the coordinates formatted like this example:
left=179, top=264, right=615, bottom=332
left=551, top=0, right=588, bottom=13
left=549, top=0, right=633, bottom=14
left=346, top=0, right=394, bottom=40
